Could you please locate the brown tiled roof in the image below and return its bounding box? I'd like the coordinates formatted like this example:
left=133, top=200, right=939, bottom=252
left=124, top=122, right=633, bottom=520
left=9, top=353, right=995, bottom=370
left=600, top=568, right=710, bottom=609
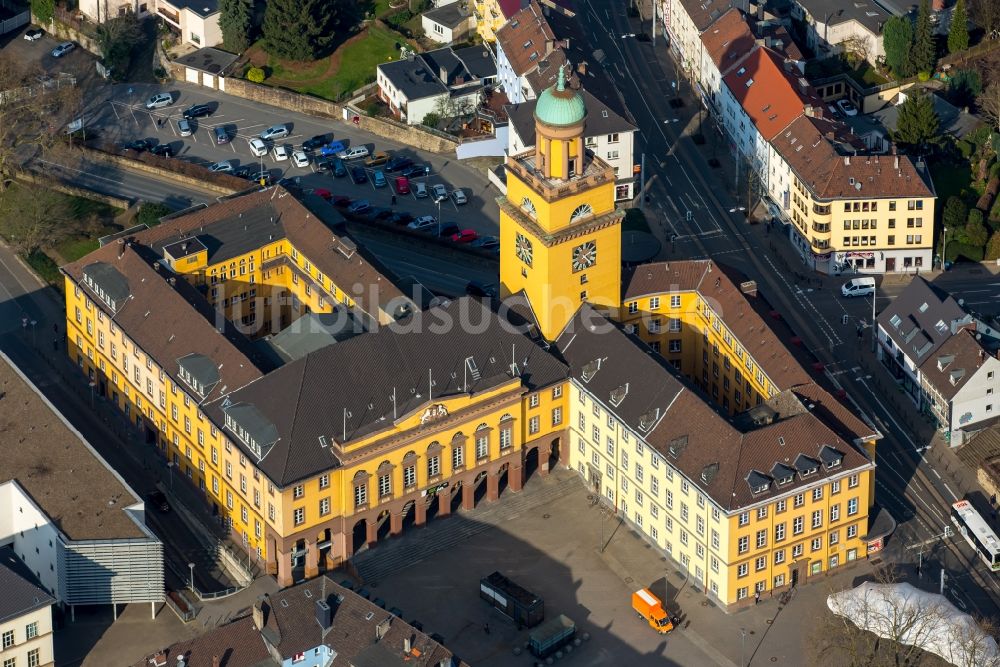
left=918, top=329, right=991, bottom=401
left=677, top=0, right=737, bottom=31
left=700, top=8, right=756, bottom=74
left=789, top=381, right=879, bottom=445
left=723, top=47, right=819, bottom=141
left=751, top=21, right=804, bottom=62
left=0, top=353, right=150, bottom=541
left=622, top=260, right=812, bottom=390
left=495, top=0, right=556, bottom=77
left=771, top=115, right=934, bottom=199
left=258, top=577, right=469, bottom=666
left=131, top=614, right=272, bottom=667
left=63, top=243, right=267, bottom=403
left=132, top=188, right=414, bottom=322
left=556, top=307, right=874, bottom=511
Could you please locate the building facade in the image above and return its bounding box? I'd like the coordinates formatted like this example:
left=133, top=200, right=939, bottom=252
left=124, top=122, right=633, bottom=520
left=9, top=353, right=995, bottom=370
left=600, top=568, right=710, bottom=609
left=0, top=548, right=55, bottom=667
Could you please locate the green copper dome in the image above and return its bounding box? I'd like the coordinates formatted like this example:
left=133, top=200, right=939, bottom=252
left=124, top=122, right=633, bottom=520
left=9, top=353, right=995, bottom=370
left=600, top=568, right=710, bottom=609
left=534, top=65, right=586, bottom=127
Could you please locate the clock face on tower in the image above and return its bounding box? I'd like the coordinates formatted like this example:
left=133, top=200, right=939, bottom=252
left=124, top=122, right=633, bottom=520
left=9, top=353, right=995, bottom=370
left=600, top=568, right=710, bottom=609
left=515, top=232, right=533, bottom=266
left=572, top=241, right=597, bottom=272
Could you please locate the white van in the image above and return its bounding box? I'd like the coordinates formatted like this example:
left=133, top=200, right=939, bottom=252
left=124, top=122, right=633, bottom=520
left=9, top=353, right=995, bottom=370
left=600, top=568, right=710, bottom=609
left=841, top=277, right=876, bottom=298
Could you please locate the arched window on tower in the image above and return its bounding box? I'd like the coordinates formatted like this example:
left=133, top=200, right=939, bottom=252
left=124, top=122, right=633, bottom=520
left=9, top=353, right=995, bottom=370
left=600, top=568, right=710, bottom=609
left=521, top=197, right=537, bottom=218
left=570, top=203, right=593, bottom=224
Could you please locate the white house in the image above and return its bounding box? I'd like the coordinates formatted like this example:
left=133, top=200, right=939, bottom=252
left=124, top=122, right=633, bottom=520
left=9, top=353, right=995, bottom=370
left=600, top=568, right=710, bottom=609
left=790, top=0, right=891, bottom=67
left=155, top=0, right=223, bottom=47
left=421, top=3, right=475, bottom=44
left=919, top=330, right=1000, bottom=446
left=494, top=0, right=561, bottom=104
left=697, top=8, right=757, bottom=112
left=0, top=548, right=55, bottom=667
left=664, top=0, right=737, bottom=77
left=377, top=46, right=496, bottom=125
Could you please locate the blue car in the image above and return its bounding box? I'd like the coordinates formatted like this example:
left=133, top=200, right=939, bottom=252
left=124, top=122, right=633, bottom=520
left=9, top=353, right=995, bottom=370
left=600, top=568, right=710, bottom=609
left=373, top=170, right=387, bottom=187
left=319, top=140, right=347, bottom=157
left=351, top=167, right=368, bottom=184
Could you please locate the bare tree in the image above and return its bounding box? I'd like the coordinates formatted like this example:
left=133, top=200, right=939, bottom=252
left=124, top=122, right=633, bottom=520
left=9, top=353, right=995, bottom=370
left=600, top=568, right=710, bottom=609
left=0, top=58, right=81, bottom=185
left=841, top=34, right=872, bottom=67
left=970, top=0, right=1000, bottom=38
left=0, top=183, right=73, bottom=255
left=978, top=82, right=1000, bottom=132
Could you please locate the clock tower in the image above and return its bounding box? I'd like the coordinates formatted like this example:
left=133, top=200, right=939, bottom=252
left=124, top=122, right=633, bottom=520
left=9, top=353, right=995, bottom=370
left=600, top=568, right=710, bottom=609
left=499, top=66, right=624, bottom=341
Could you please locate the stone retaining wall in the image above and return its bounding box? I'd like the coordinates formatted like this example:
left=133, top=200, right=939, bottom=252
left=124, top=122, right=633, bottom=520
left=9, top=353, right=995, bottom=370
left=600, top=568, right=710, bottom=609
left=17, top=170, right=131, bottom=209
left=81, top=146, right=241, bottom=195
left=32, top=13, right=101, bottom=57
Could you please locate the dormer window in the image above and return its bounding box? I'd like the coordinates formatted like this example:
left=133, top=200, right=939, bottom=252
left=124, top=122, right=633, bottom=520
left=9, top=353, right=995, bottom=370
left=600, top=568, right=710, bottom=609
left=889, top=314, right=901, bottom=329
left=667, top=434, right=688, bottom=457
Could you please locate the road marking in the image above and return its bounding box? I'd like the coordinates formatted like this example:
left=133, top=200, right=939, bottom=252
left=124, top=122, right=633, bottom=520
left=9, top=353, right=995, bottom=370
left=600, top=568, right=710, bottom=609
left=943, top=483, right=958, bottom=501
left=932, top=468, right=941, bottom=479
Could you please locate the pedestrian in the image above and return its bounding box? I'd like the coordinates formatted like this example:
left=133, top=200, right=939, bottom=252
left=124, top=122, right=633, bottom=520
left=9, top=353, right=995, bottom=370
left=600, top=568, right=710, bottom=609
left=52, top=322, right=58, bottom=334
left=483, top=623, right=490, bottom=635
left=158, top=118, right=164, bottom=128
left=391, top=194, right=397, bottom=206
left=754, top=591, right=760, bottom=605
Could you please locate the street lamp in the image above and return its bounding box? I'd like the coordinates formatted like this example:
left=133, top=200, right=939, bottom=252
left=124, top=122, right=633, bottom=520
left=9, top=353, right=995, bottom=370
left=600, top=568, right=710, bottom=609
left=741, top=627, right=747, bottom=667
left=188, top=562, right=195, bottom=593
left=88, top=381, right=96, bottom=408
left=435, top=196, right=445, bottom=237
left=942, top=226, right=949, bottom=272
left=167, top=461, right=175, bottom=492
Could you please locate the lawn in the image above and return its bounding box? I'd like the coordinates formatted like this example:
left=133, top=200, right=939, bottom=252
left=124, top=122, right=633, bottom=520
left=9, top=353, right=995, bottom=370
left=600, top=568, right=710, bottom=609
left=55, top=237, right=101, bottom=263
left=250, top=25, right=404, bottom=102
left=930, top=159, right=974, bottom=205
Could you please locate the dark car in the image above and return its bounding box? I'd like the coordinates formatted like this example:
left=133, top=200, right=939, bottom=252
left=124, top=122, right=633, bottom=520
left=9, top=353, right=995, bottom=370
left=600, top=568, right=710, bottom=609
left=385, top=156, right=413, bottom=173
left=351, top=166, right=368, bottom=184
left=357, top=587, right=371, bottom=600
left=373, top=597, right=387, bottom=609
left=124, top=138, right=156, bottom=152
left=147, top=490, right=170, bottom=513
left=438, top=223, right=460, bottom=238
left=149, top=143, right=174, bottom=157
left=249, top=170, right=272, bottom=184
left=409, top=620, right=424, bottom=631
left=234, top=166, right=252, bottom=179
left=389, top=607, right=404, bottom=618
left=302, top=134, right=330, bottom=151
left=182, top=103, right=212, bottom=119
left=388, top=212, right=414, bottom=225
left=429, top=633, right=446, bottom=646
left=339, top=579, right=355, bottom=591
left=373, top=208, right=395, bottom=220
left=402, top=164, right=429, bottom=178
left=332, top=195, right=352, bottom=207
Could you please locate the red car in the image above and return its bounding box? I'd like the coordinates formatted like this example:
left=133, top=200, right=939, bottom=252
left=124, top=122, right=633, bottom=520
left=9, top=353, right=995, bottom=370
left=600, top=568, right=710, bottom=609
left=332, top=195, right=352, bottom=207
left=450, top=229, right=478, bottom=243
left=395, top=176, right=410, bottom=195
left=313, top=187, right=332, bottom=200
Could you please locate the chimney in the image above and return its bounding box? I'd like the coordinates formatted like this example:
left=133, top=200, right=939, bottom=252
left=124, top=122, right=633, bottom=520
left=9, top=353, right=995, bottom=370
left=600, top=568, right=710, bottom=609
left=755, top=37, right=765, bottom=47
left=894, top=155, right=899, bottom=170
left=844, top=156, right=850, bottom=166
left=803, top=105, right=814, bottom=117
left=252, top=595, right=268, bottom=631
left=439, top=65, right=448, bottom=83
left=315, top=600, right=332, bottom=630
left=117, top=237, right=126, bottom=258
left=577, top=61, right=587, bottom=76
left=404, top=636, right=412, bottom=652
left=797, top=77, right=809, bottom=95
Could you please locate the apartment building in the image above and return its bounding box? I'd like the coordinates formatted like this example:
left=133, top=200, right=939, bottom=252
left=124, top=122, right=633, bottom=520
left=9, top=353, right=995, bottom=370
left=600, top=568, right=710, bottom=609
left=495, top=0, right=559, bottom=104
left=0, top=548, right=55, bottom=667
left=790, top=0, right=891, bottom=67
left=664, top=0, right=739, bottom=75
left=771, top=116, right=936, bottom=274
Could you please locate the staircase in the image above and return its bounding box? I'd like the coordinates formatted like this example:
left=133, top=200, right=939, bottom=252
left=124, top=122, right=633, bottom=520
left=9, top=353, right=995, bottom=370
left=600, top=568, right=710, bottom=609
left=354, top=470, right=582, bottom=584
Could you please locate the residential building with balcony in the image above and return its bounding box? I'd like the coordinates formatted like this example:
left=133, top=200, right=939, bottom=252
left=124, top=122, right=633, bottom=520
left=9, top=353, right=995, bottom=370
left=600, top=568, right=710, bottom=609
left=78, top=0, right=149, bottom=24
left=664, top=0, right=738, bottom=76
left=494, top=0, right=559, bottom=104
left=155, top=0, right=222, bottom=47
left=771, top=115, right=936, bottom=274
left=790, top=0, right=892, bottom=67
left=0, top=548, right=56, bottom=667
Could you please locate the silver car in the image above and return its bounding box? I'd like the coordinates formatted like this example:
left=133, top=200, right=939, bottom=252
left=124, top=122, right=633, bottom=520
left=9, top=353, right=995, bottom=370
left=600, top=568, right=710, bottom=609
left=259, top=125, right=289, bottom=141
left=50, top=41, right=74, bottom=58
left=177, top=118, right=192, bottom=136
left=209, top=160, right=234, bottom=173
left=145, top=92, right=175, bottom=109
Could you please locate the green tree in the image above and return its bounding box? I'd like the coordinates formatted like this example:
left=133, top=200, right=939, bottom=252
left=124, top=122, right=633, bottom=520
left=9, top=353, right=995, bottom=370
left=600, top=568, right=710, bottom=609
left=911, top=0, right=937, bottom=76
left=219, top=0, right=254, bottom=53
left=883, top=16, right=913, bottom=78
left=95, top=10, right=142, bottom=76
left=892, top=91, right=940, bottom=151
left=31, top=0, right=54, bottom=24
left=246, top=66, right=266, bottom=83
left=961, top=210, right=989, bottom=247
left=262, top=0, right=340, bottom=61
left=948, top=68, right=981, bottom=108
left=949, top=0, right=970, bottom=53
left=135, top=202, right=174, bottom=228
left=986, top=231, right=1000, bottom=260
left=943, top=196, right=968, bottom=230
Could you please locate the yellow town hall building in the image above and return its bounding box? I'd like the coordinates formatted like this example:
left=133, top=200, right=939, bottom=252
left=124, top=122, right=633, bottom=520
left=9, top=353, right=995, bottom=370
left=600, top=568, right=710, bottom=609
left=62, top=67, right=878, bottom=609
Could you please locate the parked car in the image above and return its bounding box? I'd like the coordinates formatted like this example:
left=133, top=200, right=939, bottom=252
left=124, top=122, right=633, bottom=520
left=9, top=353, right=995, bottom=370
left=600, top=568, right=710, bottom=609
left=272, top=145, right=290, bottom=161
left=147, top=490, right=170, bottom=513
left=389, top=607, right=404, bottom=618
left=249, top=170, right=271, bottom=184
left=50, top=41, right=75, bottom=58
left=150, top=144, right=174, bottom=157
left=386, top=156, right=413, bottom=172
left=209, top=160, right=234, bottom=173
left=214, top=126, right=230, bottom=145
left=373, top=170, right=387, bottom=188
left=837, top=99, right=858, bottom=117
left=248, top=138, right=268, bottom=157
left=330, top=158, right=347, bottom=177
left=414, top=182, right=428, bottom=198
left=388, top=212, right=414, bottom=225
left=234, top=166, right=252, bottom=179
left=408, top=215, right=436, bottom=232
left=373, top=208, right=394, bottom=220
left=145, top=92, right=175, bottom=109
left=351, top=166, right=368, bottom=184
left=292, top=150, right=310, bottom=168
left=319, top=140, right=348, bottom=157
left=373, top=598, right=387, bottom=609
left=438, top=223, right=460, bottom=238
left=395, top=176, right=410, bottom=194
left=302, top=134, right=330, bottom=151
left=332, top=195, right=352, bottom=207
left=259, top=124, right=290, bottom=141
left=348, top=199, right=371, bottom=214
left=403, top=164, right=430, bottom=178
left=431, top=183, right=448, bottom=200
left=313, top=187, right=332, bottom=200
left=450, top=229, right=478, bottom=243
left=365, top=151, right=389, bottom=167
left=338, top=146, right=370, bottom=160
left=471, top=235, right=499, bottom=250
left=451, top=189, right=468, bottom=205
left=24, top=28, right=44, bottom=41
left=177, top=118, right=193, bottom=136
left=182, top=103, right=212, bottom=119
left=123, top=138, right=156, bottom=152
